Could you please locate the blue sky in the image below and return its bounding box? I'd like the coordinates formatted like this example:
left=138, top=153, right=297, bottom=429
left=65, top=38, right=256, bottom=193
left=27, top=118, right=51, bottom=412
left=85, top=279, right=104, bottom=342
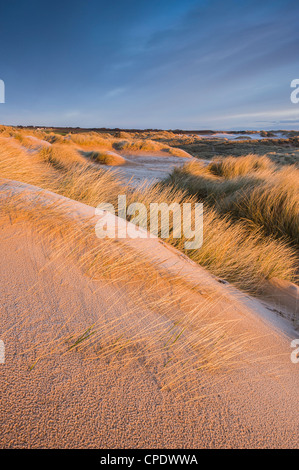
left=0, top=0, right=298, bottom=130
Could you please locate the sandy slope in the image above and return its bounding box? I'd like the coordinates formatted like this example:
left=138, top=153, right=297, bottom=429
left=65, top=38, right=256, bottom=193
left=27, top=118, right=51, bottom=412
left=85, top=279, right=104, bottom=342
left=0, top=179, right=298, bottom=448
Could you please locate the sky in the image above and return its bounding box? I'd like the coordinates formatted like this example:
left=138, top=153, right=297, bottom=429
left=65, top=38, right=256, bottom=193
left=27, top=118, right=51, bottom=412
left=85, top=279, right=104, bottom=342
left=0, top=0, right=299, bottom=130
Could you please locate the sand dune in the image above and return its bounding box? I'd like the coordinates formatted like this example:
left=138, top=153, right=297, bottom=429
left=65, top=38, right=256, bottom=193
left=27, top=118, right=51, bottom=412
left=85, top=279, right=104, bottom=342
left=117, top=153, right=192, bottom=186
left=0, top=179, right=298, bottom=448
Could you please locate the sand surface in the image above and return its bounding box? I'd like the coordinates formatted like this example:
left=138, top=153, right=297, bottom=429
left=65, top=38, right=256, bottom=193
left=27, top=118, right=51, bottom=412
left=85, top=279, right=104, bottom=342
left=0, top=179, right=299, bottom=448
left=115, top=153, right=191, bottom=186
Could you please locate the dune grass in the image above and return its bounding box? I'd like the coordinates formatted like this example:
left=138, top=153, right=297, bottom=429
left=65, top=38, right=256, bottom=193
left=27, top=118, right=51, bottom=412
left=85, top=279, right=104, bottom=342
left=208, top=154, right=275, bottom=177
left=1, top=189, right=257, bottom=394
left=38, top=144, right=89, bottom=169
left=0, top=132, right=297, bottom=293
left=225, top=166, right=299, bottom=246
left=0, top=136, right=57, bottom=188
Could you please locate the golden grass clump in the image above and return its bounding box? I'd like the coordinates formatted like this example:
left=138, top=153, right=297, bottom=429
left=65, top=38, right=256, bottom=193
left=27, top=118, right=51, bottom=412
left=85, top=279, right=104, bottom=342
left=208, top=154, right=275, bottom=178
left=167, top=155, right=299, bottom=247
left=79, top=149, right=126, bottom=166
left=68, top=132, right=113, bottom=148
left=55, top=165, right=126, bottom=208
left=112, top=138, right=191, bottom=157
left=166, top=160, right=265, bottom=205
left=171, top=208, right=297, bottom=292
left=38, top=144, right=89, bottom=169
left=226, top=166, right=299, bottom=245
left=131, top=180, right=297, bottom=292
left=0, top=136, right=57, bottom=189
